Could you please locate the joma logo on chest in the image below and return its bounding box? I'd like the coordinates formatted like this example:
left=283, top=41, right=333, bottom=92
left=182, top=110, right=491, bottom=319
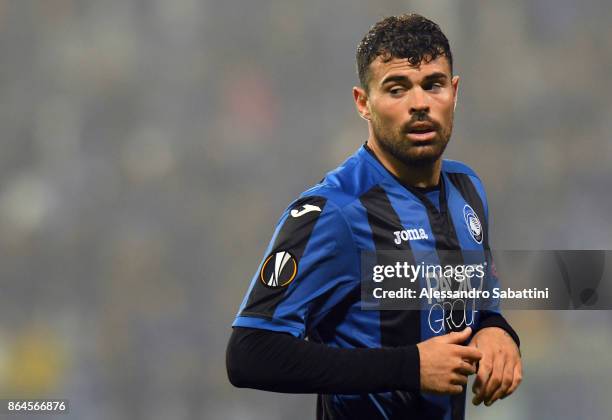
left=393, top=228, right=429, bottom=244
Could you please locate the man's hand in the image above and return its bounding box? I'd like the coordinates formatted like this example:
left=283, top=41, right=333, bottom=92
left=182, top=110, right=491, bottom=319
left=417, top=327, right=482, bottom=395
left=469, top=327, right=522, bottom=406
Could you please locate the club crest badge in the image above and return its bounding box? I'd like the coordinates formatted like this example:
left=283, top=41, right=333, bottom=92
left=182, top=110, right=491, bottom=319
left=463, top=204, right=483, bottom=244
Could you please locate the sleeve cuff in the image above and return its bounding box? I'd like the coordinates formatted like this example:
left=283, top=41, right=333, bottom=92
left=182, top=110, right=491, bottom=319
left=399, top=345, right=421, bottom=391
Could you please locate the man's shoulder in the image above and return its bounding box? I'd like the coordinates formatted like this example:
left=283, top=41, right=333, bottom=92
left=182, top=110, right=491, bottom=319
left=299, top=150, right=382, bottom=211
left=442, top=159, right=489, bottom=207
left=442, top=159, right=482, bottom=180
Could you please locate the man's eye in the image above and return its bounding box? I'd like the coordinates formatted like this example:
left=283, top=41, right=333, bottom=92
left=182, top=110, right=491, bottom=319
left=425, top=82, right=443, bottom=91
left=389, top=87, right=405, bottom=95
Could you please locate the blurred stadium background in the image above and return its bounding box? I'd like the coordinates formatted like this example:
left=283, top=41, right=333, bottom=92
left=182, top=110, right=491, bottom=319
left=0, top=0, right=610, bottom=419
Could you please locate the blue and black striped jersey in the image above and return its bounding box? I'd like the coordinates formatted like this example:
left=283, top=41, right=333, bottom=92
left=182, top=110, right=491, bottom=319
left=233, top=145, right=506, bottom=420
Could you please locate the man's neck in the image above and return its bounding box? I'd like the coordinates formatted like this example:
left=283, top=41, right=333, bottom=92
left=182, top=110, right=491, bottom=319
left=366, top=139, right=441, bottom=188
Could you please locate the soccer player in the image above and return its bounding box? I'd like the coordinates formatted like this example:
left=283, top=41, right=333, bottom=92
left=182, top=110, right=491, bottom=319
left=226, top=13, right=522, bottom=420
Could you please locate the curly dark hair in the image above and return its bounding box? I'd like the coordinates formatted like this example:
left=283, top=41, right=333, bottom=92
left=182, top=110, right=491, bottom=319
left=356, top=13, right=452, bottom=90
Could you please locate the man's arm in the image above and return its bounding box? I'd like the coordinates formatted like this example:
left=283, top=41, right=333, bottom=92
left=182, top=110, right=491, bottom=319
left=229, top=196, right=482, bottom=395
left=227, top=326, right=482, bottom=395
left=226, top=327, right=420, bottom=394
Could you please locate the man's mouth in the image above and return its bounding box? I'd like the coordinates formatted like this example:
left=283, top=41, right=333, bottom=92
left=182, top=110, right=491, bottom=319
left=406, top=124, right=437, bottom=141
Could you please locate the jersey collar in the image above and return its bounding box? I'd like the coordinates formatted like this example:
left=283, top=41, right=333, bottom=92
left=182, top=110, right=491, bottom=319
left=359, top=143, right=449, bottom=216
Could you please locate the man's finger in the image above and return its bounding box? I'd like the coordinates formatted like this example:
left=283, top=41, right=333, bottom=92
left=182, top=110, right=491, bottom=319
left=448, top=384, right=464, bottom=395
left=440, top=327, right=472, bottom=344
left=454, top=345, right=482, bottom=362
left=450, top=373, right=469, bottom=386
left=483, top=352, right=506, bottom=406
left=456, top=361, right=477, bottom=376
left=502, top=362, right=523, bottom=398
left=487, top=358, right=514, bottom=405
left=471, top=357, right=492, bottom=405
left=472, top=356, right=492, bottom=392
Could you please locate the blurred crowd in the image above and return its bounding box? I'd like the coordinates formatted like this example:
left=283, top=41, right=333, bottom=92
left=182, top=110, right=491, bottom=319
left=0, top=1, right=610, bottom=419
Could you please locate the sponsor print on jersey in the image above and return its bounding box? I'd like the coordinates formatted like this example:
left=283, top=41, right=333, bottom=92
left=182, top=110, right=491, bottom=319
left=427, top=299, right=477, bottom=334
left=463, top=204, right=483, bottom=244
left=260, top=251, right=298, bottom=288
left=393, top=228, right=428, bottom=244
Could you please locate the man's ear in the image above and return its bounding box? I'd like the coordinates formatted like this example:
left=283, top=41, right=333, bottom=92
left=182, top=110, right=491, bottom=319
left=451, top=75, right=460, bottom=111
left=352, top=86, right=371, bottom=121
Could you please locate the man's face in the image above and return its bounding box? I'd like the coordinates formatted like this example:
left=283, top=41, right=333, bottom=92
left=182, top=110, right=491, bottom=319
left=355, top=55, right=459, bottom=166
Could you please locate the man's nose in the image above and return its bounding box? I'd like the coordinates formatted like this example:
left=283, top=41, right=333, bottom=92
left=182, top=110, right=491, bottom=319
left=409, top=87, right=429, bottom=115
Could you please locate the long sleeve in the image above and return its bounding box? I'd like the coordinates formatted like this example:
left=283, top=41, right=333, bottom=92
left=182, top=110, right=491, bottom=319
left=226, top=327, right=421, bottom=394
